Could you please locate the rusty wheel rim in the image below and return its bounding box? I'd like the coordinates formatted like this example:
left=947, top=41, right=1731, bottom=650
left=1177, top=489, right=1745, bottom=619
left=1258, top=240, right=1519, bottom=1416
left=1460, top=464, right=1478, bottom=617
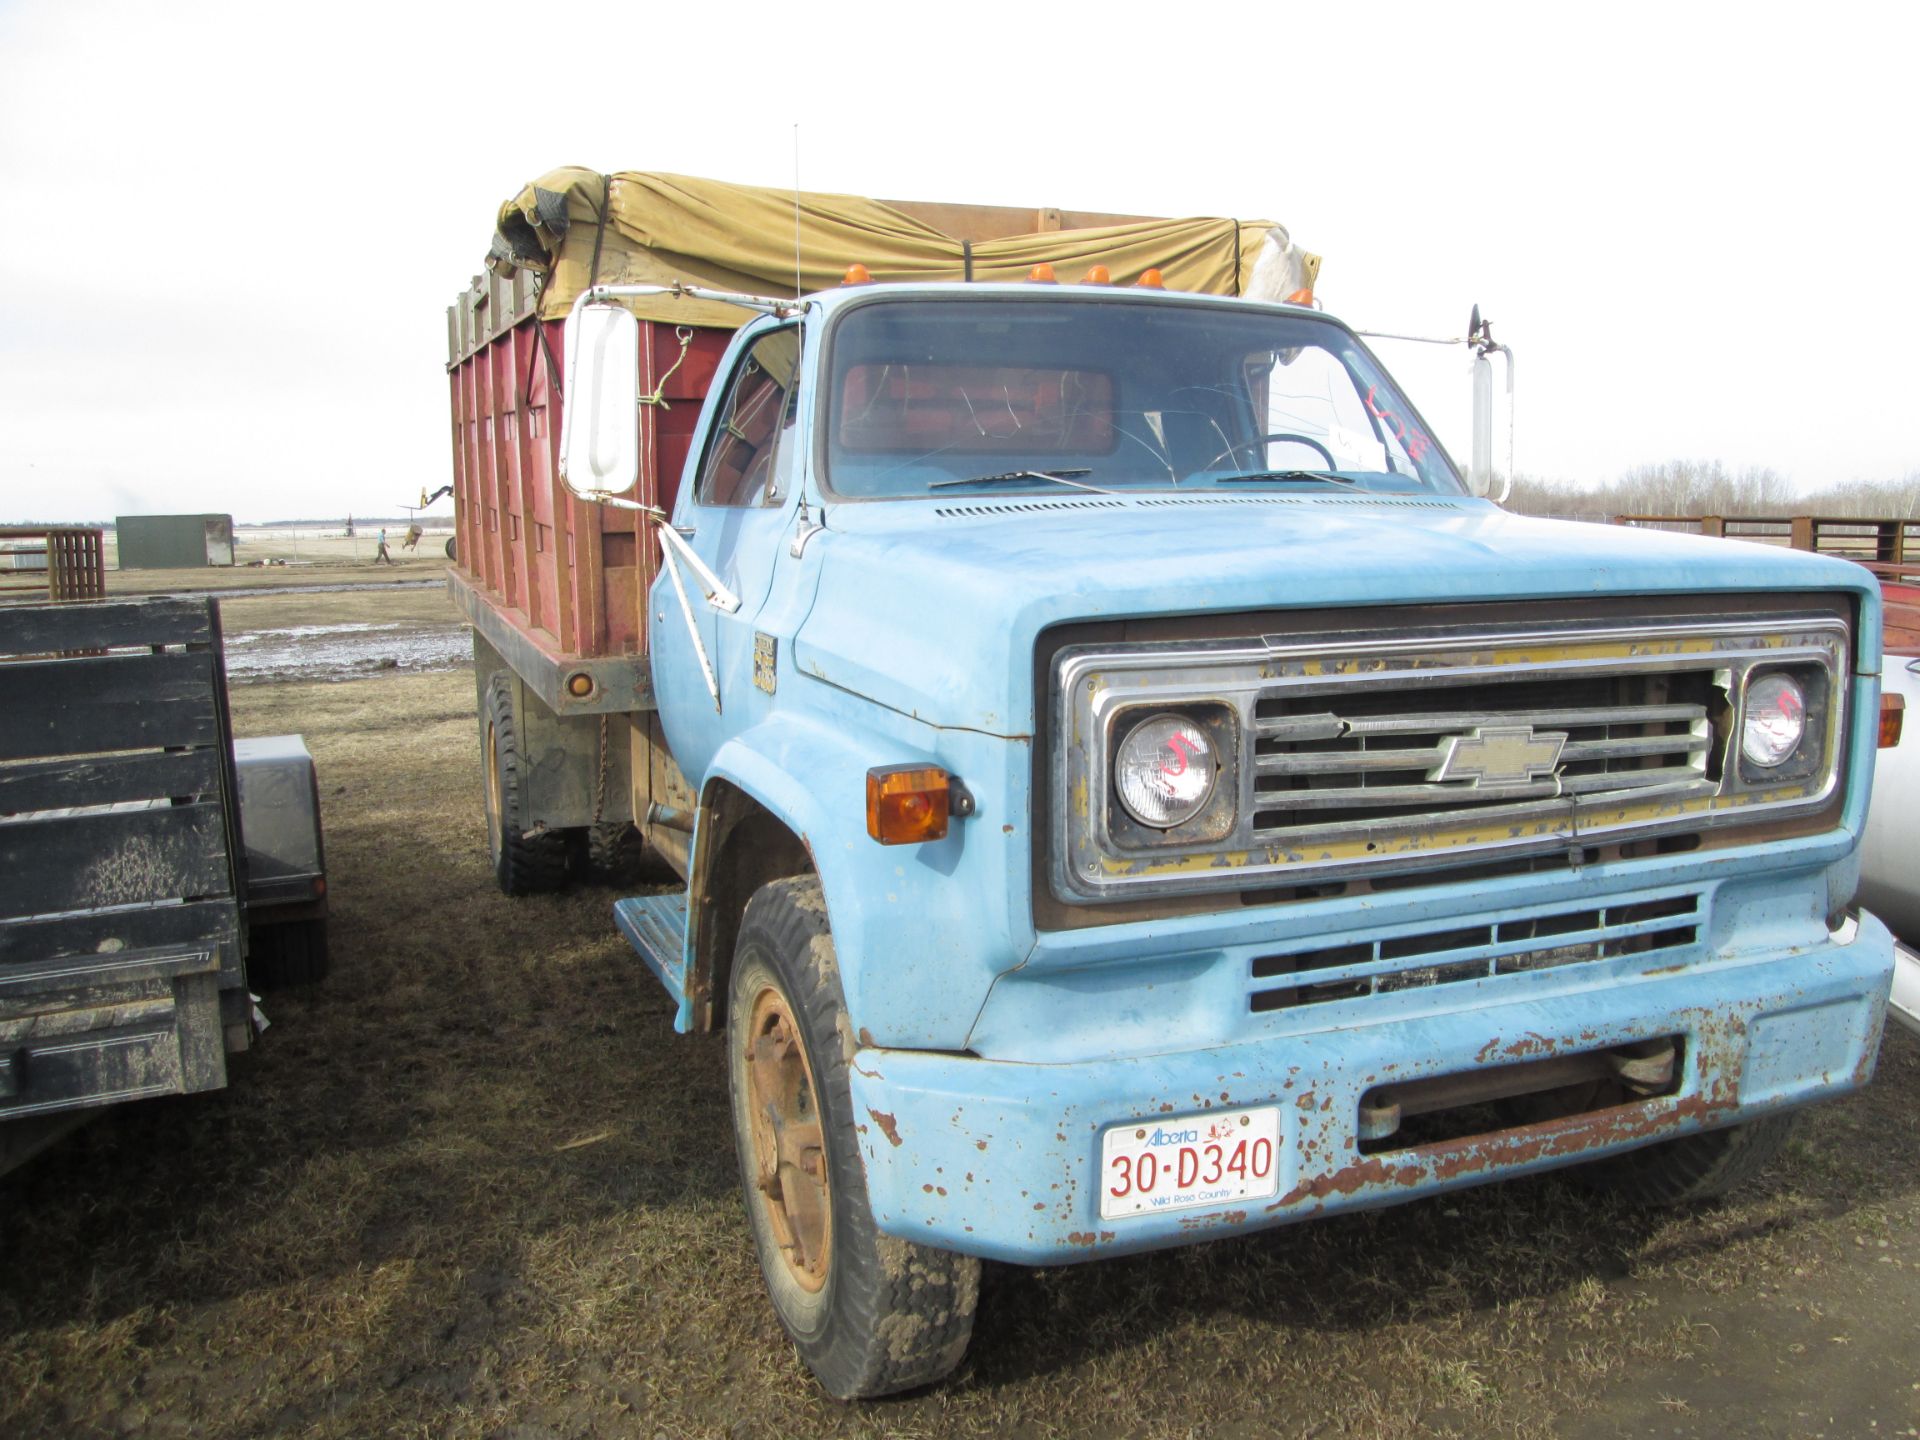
left=744, top=982, right=831, bottom=1293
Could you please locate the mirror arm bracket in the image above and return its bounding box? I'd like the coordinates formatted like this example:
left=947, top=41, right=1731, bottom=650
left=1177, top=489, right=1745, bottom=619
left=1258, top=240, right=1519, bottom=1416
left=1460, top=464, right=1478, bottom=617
left=586, top=496, right=741, bottom=614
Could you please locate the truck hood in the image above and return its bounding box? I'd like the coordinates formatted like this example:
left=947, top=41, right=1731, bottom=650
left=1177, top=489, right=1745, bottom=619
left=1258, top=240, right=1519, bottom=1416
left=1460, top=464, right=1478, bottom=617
left=790, top=493, right=1877, bottom=737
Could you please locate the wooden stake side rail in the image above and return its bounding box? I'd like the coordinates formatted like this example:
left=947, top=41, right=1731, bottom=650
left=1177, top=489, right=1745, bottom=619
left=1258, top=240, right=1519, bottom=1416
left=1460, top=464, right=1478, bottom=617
left=446, top=305, right=729, bottom=665
left=0, top=527, right=105, bottom=602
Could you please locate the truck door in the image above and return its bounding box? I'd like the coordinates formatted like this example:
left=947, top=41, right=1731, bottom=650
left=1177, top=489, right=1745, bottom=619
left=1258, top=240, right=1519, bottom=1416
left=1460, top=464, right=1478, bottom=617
left=650, top=321, right=806, bottom=780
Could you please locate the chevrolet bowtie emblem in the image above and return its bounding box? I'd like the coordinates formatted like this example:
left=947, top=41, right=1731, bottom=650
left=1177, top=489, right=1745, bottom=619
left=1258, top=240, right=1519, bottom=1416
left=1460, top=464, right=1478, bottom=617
left=1433, top=725, right=1567, bottom=788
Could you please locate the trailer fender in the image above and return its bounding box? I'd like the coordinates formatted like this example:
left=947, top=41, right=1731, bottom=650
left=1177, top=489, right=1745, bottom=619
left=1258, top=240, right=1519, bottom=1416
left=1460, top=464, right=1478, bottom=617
left=688, top=714, right=1029, bottom=1049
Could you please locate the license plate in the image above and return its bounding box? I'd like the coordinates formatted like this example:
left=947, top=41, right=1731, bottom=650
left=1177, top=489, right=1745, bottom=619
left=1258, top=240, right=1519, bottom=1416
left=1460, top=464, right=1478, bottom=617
left=1099, top=1105, right=1283, bottom=1219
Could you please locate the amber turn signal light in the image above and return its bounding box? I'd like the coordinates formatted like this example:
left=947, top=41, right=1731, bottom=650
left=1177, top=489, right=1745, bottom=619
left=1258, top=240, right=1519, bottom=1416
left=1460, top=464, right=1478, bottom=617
left=1881, top=691, right=1904, bottom=748
left=1135, top=268, right=1165, bottom=289
left=1027, top=262, right=1057, bottom=284
left=1286, top=287, right=1316, bottom=306
left=1081, top=264, right=1111, bottom=285
left=867, top=765, right=951, bottom=845
left=842, top=263, right=873, bottom=285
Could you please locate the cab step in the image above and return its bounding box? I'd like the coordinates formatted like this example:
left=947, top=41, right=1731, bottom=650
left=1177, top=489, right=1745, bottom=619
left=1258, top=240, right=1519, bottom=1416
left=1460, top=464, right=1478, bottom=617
left=613, top=891, right=690, bottom=1011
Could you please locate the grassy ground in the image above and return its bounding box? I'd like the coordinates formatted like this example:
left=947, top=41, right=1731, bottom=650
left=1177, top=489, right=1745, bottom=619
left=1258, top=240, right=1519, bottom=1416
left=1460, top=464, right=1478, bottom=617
left=1, top=637, right=1916, bottom=1437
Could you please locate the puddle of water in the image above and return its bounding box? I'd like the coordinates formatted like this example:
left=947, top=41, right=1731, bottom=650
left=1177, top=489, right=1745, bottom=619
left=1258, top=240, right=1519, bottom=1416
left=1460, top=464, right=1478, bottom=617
left=225, top=619, right=469, bottom=683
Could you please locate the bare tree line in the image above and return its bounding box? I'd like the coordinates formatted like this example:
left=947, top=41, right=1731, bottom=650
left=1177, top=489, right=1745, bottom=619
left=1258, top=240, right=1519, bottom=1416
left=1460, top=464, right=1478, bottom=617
left=1509, top=460, right=1920, bottom=520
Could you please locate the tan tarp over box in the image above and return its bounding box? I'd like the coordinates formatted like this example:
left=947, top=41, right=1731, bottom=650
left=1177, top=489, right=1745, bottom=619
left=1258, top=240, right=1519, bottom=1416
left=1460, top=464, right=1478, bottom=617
left=486, top=169, right=1319, bottom=328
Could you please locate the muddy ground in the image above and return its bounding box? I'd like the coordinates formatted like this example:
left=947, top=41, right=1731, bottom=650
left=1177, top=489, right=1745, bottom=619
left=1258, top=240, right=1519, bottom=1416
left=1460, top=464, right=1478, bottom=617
left=1, top=580, right=1917, bottom=1439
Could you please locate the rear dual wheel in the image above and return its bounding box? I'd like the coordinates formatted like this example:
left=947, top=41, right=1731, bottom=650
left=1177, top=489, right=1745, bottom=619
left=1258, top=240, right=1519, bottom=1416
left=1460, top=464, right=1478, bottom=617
left=482, top=672, right=567, bottom=895
left=728, top=876, right=980, bottom=1398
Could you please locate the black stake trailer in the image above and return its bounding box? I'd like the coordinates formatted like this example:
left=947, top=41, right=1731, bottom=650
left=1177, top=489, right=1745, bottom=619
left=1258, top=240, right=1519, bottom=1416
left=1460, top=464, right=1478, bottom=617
left=0, top=596, right=325, bottom=1174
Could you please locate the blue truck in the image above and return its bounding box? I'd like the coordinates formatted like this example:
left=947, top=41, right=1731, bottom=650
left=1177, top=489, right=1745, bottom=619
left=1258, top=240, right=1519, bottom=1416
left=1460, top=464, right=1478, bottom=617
left=446, top=173, right=1897, bottom=1397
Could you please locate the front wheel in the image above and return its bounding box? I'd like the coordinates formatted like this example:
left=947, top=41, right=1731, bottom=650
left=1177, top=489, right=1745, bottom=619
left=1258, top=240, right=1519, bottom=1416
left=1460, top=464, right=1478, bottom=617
left=1576, top=1113, right=1799, bottom=1207
left=727, top=876, right=980, bottom=1398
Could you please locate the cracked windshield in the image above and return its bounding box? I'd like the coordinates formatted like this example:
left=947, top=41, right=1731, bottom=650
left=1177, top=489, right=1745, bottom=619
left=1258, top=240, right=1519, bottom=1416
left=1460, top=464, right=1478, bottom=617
left=824, top=298, right=1468, bottom=498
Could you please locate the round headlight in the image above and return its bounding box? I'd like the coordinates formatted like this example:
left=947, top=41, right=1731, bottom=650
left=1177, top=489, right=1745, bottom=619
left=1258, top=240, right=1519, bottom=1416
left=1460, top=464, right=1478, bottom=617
left=1115, top=713, right=1217, bottom=828
left=1741, top=674, right=1806, bottom=768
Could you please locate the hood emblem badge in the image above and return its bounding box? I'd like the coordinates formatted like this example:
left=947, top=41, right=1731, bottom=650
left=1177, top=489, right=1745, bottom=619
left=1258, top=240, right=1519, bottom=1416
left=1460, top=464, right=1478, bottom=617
left=1433, top=725, right=1567, bottom=789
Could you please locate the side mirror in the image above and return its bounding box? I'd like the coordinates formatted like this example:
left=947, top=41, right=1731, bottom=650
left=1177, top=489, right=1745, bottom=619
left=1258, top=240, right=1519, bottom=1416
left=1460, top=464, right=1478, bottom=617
left=559, top=303, right=641, bottom=497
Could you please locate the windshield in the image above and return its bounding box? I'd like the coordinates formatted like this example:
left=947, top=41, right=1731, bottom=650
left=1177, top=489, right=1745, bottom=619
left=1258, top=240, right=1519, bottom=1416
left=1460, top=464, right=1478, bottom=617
left=821, top=297, right=1466, bottom=498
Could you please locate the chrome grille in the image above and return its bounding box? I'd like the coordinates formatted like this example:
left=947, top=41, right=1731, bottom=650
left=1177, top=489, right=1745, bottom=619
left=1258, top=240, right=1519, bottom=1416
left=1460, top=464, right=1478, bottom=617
left=1049, top=611, right=1848, bottom=904
left=1253, top=674, right=1717, bottom=832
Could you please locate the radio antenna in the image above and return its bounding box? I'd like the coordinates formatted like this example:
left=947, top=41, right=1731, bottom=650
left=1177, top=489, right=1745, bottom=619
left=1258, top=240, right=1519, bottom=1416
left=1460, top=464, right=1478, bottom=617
left=792, top=123, right=803, bottom=299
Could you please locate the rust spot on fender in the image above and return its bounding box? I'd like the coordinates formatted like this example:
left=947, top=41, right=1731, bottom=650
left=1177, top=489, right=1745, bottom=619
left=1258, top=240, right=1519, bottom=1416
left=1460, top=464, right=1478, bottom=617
left=867, top=1109, right=903, bottom=1147
left=858, top=1027, right=877, bottom=1047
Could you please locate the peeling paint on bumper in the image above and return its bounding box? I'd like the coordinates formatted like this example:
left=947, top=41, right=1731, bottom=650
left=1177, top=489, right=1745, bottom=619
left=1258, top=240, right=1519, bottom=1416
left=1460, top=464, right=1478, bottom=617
left=849, top=913, right=1894, bottom=1264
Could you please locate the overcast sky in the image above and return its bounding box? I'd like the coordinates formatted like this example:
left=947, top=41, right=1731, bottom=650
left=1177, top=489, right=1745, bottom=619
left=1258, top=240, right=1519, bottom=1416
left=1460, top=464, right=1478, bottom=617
left=1, top=0, right=1914, bottom=523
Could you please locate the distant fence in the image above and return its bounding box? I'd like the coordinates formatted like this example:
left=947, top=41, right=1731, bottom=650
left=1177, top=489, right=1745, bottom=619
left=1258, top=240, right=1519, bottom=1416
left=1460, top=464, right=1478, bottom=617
left=0, top=528, right=105, bottom=602
left=1612, top=514, right=1920, bottom=566
left=1610, top=514, right=1920, bottom=651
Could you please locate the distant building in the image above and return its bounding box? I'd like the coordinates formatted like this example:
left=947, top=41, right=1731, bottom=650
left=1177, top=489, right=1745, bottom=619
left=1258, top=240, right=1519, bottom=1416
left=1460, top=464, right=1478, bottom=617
left=115, top=514, right=236, bottom=569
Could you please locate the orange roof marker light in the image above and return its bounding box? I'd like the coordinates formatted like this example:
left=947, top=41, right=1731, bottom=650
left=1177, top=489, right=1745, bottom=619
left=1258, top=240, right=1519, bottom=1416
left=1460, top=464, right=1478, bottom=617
left=1081, top=264, right=1111, bottom=285
left=1027, top=262, right=1058, bottom=284
left=1134, top=268, right=1165, bottom=289
left=1286, top=287, right=1316, bottom=306
left=867, top=765, right=952, bottom=845
left=842, top=263, right=874, bottom=286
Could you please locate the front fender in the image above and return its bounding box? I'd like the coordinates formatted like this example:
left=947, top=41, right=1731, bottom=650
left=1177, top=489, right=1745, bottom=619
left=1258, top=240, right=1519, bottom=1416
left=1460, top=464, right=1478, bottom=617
left=697, top=701, right=1034, bottom=1049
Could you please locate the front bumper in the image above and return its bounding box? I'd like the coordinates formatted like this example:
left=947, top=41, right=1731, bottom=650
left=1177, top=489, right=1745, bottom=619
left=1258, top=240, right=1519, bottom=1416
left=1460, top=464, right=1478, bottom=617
left=849, top=913, right=1894, bottom=1264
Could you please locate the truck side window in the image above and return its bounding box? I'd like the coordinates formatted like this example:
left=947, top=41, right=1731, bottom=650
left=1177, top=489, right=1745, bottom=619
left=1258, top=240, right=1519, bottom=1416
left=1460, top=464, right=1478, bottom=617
left=696, top=327, right=801, bottom=507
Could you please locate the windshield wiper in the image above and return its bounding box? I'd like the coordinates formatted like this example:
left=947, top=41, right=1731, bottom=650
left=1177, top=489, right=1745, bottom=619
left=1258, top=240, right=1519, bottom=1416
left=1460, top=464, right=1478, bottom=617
left=928, top=468, right=1112, bottom=494
left=1212, top=469, right=1358, bottom=487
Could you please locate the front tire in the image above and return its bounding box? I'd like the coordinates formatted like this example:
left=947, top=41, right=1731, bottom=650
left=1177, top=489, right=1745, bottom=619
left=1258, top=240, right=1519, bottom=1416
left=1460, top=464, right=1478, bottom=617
left=727, top=876, right=979, bottom=1398
left=1577, top=1113, right=1799, bottom=1207
left=481, top=671, right=567, bottom=896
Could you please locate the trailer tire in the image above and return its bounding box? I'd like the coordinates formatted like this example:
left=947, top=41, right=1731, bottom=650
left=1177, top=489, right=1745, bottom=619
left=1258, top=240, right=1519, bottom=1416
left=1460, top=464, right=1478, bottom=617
left=727, top=876, right=979, bottom=1399
left=483, top=671, right=567, bottom=895
left=1577, top=1112, right=1799, bottom=1207
left=249, top=917, right=330, bottom=988
left=445, top=535, right=457, bottom=560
